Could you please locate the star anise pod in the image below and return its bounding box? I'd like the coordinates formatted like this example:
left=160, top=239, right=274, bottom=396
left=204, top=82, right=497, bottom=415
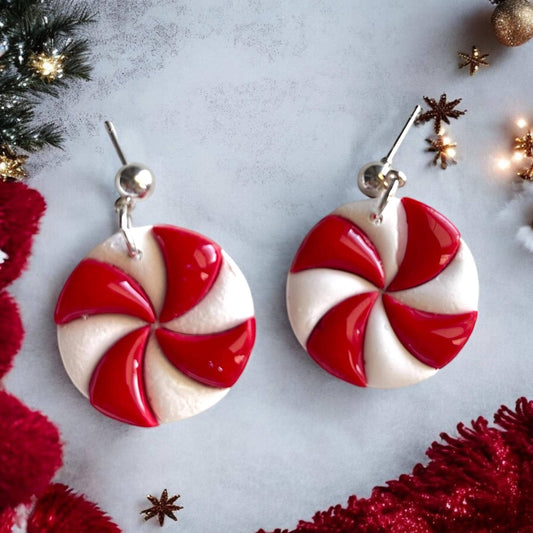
left=140, top=489, right=183, bottom=527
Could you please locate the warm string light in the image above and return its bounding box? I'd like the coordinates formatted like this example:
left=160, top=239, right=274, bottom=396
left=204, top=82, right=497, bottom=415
left=497, top=158, right=511, bottom=171
left=0, top=1, right=94, bottom=153
left=28, top=51, right=65, bottom=82
left=496, top=117, right=533, bottom=180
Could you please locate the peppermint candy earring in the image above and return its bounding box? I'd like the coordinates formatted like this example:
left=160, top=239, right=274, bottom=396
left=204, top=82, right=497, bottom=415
left=286, top=107, right=478, bottom=388
left=55, top=123, right=256, bottom=427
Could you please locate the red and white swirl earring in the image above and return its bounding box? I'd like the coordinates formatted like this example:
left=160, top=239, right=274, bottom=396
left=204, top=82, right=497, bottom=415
left=55, top=123, right=256, bottom=427
left=286, top=106, right=479, bottom=388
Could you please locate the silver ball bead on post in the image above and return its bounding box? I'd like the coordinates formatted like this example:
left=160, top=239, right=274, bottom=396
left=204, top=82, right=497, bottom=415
left=358, top=161, right=394, bottom=198
left=115, top=163, right=155, bottom=200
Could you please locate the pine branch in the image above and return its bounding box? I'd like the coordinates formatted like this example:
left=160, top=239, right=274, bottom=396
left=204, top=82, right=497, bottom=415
left=60, top=38, right=92, bottom=80
left=0, top=99, right=63, bottom=151
left=40, top=1, right=95, bottom=33
left=0, top=0, right=94, bottom=156
left=11, top=123, right=63, bottom=152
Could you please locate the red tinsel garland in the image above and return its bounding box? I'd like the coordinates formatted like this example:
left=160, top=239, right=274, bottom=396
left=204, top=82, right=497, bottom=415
left=258, top=398, right=533, bottom=533
left=27, top=484, right=122, bottom=533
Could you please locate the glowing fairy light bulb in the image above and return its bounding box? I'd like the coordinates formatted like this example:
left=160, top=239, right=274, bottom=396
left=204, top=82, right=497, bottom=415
left=28, top=51, right=64, bottom=82
left=497, top=158, right=511, bottom=171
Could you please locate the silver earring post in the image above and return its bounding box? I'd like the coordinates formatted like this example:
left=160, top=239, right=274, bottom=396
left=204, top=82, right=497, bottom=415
left=357, top=105, right=421, bottom=223
left=104, top=121, right=155, bottom=258
left=382, top=105, right=421, bottom=171
left=105, top=121, right=128, bottom=166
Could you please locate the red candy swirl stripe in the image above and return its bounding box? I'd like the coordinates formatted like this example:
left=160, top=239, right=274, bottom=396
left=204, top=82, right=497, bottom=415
left=387, top=198, right=461, bottom=292
left=89, top=326, right=157, bottom=427
left=290, top=215, right=385, bottom=289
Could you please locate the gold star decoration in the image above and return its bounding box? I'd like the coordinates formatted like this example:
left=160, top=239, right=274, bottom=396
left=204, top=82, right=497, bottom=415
left=518, top=162, right=533, bottom=181
left=140, top=489, right=183, bottom=527
left=458, top=45, right=489, bottom=76
left=416, top=94, right=467, bottom=135
left=0, top=145, right=28, bottom=181
left=515, top=130, right=533, bottom=158
left=426, top=135, right=457, bottom=170
left=28, top=51, right=65, bottom=82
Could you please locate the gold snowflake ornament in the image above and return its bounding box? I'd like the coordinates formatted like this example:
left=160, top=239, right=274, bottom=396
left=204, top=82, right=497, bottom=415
left=426, top=135, right=457, bottom=170
left=458, top=46, right=489, bottom=76
left=28, top=51, right=65, bottom=82
left=416, top=94, right=467, bottom=135
left=518, top=162, right=533, bottom=181
left=0, top=145, right=28, bottom=181
left=515, top=130, right=533, bottom=158
left=140, top=489, right=183, bottom=527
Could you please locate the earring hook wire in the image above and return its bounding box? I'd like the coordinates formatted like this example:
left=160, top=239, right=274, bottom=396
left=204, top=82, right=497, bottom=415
left=105, top=121, right=141, bottom=258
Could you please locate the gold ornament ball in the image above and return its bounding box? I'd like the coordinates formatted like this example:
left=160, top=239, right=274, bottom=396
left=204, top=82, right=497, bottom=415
left=492, top=0, right=533, bottom=47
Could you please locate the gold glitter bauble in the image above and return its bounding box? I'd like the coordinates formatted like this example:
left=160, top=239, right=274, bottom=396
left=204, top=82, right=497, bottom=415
left=492, top=0, right=533, bottom=47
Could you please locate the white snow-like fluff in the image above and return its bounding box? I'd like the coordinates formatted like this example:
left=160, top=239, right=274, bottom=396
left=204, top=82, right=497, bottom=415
left=499, top=182, right=533, bottom=253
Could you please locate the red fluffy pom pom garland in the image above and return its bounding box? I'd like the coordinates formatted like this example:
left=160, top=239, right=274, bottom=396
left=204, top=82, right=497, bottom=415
left=0, top=391, right=62, bottom=512
left=0, top=181, right=122, bottom=532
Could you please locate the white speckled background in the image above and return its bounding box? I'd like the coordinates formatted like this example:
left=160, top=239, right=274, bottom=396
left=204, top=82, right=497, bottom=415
left=6, top=1, right=533, bottom=531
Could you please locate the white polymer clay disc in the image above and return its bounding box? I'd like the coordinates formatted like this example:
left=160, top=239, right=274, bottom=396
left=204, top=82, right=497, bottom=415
left=286, top=197, right=479, bottom=388
left=55, top=225, right=256, bottom=426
